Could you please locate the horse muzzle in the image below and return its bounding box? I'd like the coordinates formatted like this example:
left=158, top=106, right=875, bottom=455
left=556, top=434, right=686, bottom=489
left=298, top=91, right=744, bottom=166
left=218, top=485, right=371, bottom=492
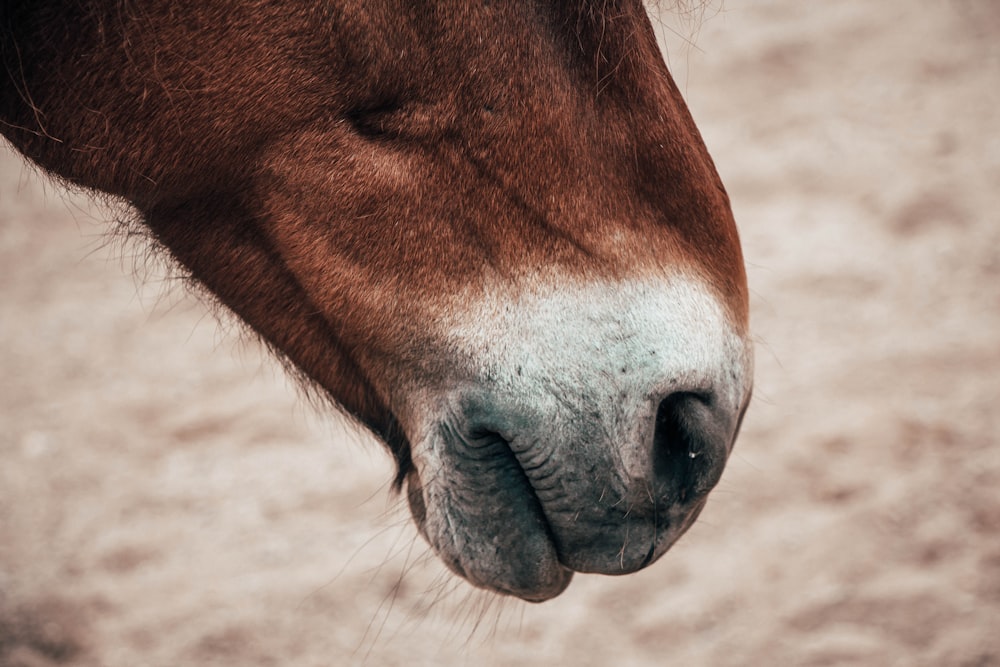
left=398, top=275, right=753, bottom=601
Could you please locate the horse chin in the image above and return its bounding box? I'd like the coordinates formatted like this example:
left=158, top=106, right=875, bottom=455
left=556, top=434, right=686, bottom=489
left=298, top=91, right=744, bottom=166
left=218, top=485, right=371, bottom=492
left=403, top=455, right=573, bottom=602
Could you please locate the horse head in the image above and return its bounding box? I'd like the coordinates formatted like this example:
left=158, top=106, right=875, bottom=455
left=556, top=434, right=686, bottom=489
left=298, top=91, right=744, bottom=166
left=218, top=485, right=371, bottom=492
left=0, top=0, right=752, bottom=601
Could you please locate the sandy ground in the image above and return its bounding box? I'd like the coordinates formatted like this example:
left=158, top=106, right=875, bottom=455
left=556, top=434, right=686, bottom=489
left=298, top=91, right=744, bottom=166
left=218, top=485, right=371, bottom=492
left=2, top=1, right=999, bottom=665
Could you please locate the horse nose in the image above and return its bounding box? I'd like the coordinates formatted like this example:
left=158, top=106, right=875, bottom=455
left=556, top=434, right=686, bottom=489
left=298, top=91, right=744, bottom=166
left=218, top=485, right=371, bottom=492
left=546, top=384, right=748, bottom=575
left=652, top=391, right=737, bottom=506
left=403, top=279, right=753, bottom=592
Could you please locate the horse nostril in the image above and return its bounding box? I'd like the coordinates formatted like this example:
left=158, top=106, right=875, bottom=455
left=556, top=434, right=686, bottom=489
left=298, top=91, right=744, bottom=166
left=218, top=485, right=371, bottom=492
left=652, top=391, right=731, bottom=503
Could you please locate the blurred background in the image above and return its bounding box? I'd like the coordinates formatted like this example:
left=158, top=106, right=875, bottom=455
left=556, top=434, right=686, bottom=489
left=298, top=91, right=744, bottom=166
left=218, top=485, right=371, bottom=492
left=2, top=1, right=998, bottom=664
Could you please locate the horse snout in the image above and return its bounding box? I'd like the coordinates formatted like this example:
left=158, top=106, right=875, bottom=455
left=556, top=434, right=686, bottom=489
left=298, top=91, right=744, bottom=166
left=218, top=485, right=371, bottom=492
left=539, top=384, right=746, bottom=577
left=402, top=277, right=753, bottom=599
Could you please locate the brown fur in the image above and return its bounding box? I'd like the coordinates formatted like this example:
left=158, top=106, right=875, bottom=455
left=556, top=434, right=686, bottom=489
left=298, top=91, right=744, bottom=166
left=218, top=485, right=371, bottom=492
left=1, top=0, right=749, bottom=596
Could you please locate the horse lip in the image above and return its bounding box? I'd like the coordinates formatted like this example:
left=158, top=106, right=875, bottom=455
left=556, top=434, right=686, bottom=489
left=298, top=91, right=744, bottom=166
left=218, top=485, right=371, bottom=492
left=503, top=423, right=722, bottom=578
left=468, top=429, right=578, bottom=601
left=478, top=430, right=581, bottom=590
left=452, top=427, right=688, bottom=584
left=510, top=569, right=573, bottom=603
left=403, top=408, right=727, bottom=600
left=404, top=423, right=573, bottom=601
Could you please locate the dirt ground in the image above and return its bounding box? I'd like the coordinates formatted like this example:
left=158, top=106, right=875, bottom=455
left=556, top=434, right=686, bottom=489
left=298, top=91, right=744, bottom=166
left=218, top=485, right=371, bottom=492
left=2, top=1, right=998, bottom=665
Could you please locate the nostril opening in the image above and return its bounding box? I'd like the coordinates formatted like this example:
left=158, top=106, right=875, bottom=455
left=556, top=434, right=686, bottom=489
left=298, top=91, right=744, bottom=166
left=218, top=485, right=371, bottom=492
left=653, top=391, right=717, bottom=502
left=655, top=391, right=712, bottom=453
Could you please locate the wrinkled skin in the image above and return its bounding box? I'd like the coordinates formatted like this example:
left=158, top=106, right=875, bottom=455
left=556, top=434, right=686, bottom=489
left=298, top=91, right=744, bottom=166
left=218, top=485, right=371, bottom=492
left=1, top=0, right=752, bottom=601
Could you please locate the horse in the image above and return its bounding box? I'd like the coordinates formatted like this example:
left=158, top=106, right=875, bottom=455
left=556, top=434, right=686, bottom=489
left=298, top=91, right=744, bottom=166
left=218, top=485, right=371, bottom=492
left=0, top=0, right=753, bottom=602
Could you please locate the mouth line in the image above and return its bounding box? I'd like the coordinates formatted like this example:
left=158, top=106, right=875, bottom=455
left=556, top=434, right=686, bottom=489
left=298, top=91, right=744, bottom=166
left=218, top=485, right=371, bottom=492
left=409, top=414, right=717, bottom=600
left=462, top=427, right=567, bottom=556
left=480, top=428, right=577, bottom=600
left=460, top=426, right=674, bottom=571
left=463, top=427, right=679, bottom=579
left=466, top=426, right=560, bottom=515
left=412, top=422, right=573, bottom=600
